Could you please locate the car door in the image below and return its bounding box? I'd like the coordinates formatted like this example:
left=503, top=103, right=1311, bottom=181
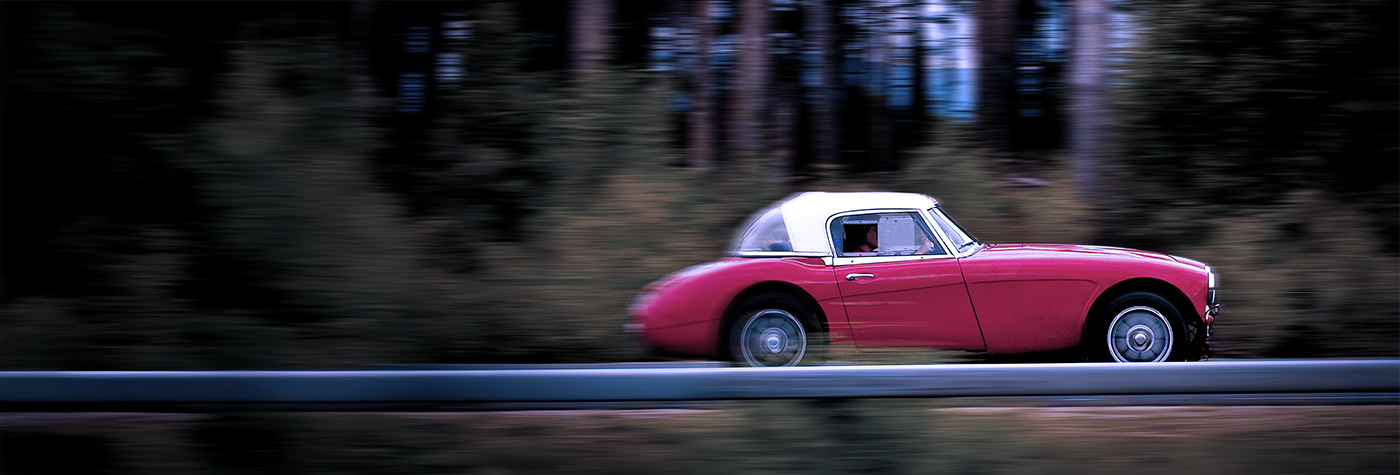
left=830, top=211, right=986, bottom=351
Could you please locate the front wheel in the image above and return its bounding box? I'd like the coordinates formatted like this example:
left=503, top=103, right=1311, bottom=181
left=1090, top=291, right=1186, bottom=362
left=728, top=293, right=825, bottom=367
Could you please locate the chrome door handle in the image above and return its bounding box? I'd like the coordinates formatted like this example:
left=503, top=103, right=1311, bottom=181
left=845, top=273, right=875, bottom=281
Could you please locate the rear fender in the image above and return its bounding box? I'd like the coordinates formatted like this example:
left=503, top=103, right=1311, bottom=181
left=638, top=258, right=843, bottom=358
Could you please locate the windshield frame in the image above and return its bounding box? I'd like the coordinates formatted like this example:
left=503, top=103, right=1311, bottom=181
left=928, top=205, right=982, bottom=256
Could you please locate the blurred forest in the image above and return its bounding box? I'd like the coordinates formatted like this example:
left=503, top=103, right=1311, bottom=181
left=1, top=0, right=1396, bottom=369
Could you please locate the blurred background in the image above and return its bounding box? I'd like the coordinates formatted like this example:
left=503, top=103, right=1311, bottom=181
left=2, top=1, right=1397, bottom=473
left=1, top=0, right=1395, bottom=370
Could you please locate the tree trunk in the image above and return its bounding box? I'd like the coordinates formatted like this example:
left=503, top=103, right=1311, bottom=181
left=866, top=1, right=893, bottom=171
left=571, top=0, right=612, bottom=80
left=348, top=0, right=378, bottom=114
left=977, top=0, right=1017, bottom=158
left=1069, top=0, right=1108, bottom=204
left=909, top=1, right=929, bottom=137
left=804, top=0, right=839, bottom=168
left=688, top=0, right=716, bottom=167
left=729, top=0, right=770, bottom=160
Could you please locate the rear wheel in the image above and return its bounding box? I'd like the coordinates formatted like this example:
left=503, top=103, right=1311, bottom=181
left=1090, top=291, right=1186, bottom=362
left=728, top=293, right=825, bottom=367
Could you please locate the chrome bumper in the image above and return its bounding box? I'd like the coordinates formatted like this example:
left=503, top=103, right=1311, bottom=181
left=1203, top=304, right=1220, bottom=339
left=1193, top=304, right=1220, bottom=361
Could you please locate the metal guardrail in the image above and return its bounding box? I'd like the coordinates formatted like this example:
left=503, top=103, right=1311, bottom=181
left=1, top=359, right=1396, bottom=410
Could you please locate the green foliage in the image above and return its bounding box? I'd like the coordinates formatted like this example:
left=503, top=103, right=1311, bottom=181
left=1115, top=0, right=1398, bottom=206
left=1, top=1, right=1395, bottom=370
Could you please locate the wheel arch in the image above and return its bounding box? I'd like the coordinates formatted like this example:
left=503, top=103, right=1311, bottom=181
left=1083, top=277, right=1200, bottom=348
left=717, top=281, right=830, bottom=357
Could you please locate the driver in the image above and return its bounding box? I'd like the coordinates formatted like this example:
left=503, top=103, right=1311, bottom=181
left=854, top=224, right=879, bottom=252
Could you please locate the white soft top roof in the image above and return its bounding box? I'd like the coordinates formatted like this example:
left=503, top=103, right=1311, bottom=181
left=733, top=192, right=940, bottom=255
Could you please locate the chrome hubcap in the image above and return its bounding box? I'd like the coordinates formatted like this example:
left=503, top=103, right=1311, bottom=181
left=738, top=310, right=807, bottom=367
left=1129, top=325, right=1152, bottom=351
left=762, top=329, right=787, bottom=353
left=1107, top=306, right=1173, bottom=362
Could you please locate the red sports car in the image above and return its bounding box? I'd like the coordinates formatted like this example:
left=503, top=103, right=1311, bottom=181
left=628, top=192, right=1219, bottom=366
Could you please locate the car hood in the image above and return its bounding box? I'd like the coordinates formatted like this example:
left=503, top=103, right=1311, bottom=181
left=982, top=243, right=1185, bottom=265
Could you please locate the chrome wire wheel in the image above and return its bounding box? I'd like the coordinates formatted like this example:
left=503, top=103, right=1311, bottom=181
left=1106, top=305, right=1174, bottom=362
left=736, top=309, right=808, bottom=367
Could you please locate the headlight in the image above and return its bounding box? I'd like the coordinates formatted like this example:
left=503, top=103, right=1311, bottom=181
left=1206, top=267, right=1218, bottom=305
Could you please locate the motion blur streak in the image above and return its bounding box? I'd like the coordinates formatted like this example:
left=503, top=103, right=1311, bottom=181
left=0, top=404, right=1395, bottom=473
left=3, top=359, right=1396, bottom=407
left=3, top=0, right=1395, bottom=371
left=1, top=1, right=1394, bottom=473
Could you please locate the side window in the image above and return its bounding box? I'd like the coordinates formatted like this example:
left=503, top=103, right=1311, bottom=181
left=832, top=212, right=946, bottom=257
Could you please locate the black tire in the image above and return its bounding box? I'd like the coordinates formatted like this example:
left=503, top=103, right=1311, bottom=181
left=1089, top=291, right=1187, bottom=362
left=727, top=293, right=826, bottom=367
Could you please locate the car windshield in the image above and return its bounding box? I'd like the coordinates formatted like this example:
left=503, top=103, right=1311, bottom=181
left=730, top=205, right=794, bottom=253
left=930, top=206, right=979, bottom=251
